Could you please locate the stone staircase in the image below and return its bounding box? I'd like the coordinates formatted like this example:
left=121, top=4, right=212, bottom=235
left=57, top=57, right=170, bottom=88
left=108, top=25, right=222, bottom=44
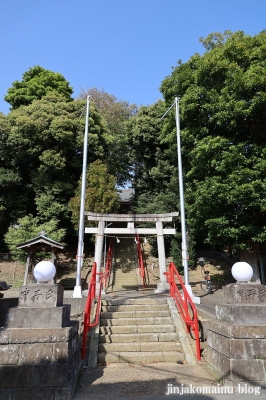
left=111, top=237, right=138, bottom=291
left=97, top=297, right=185, bottom=364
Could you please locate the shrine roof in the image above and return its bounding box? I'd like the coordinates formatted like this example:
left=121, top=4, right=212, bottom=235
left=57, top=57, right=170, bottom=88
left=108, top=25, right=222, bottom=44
left=17, top=235, right=64, bottom=251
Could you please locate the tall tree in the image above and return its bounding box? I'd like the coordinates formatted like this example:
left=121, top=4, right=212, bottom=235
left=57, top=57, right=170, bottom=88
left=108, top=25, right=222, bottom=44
left=0, top=93, right=110, bottom=235
left=160, top=30, right=266, bottom=281
left=5, top=66, right=73, bottom=110
left=126, top=100, right=183, bottom=262
left=69, top=160, right=120, bottom=229
left=126, top=100, right=176, bottom=196
left=79, top=88, right=137, bottom=186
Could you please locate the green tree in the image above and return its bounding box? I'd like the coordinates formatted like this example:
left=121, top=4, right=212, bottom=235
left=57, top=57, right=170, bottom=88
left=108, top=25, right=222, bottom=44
left=5, top=66, right=73, bottom=110
left=69, top=160, right=120, bottom=230
left=79, top=87, right=137, bottom=186
left=160, top=30, right=266, bottom=281
left=127, top=101, right=186, bottom=262
left=0, top=93, right=110, bottom=235
left=126, top=100, right=177, bottom=195
left=0, top=113, right=29, bottom=250
left=4, top=215, right=66, bottom=262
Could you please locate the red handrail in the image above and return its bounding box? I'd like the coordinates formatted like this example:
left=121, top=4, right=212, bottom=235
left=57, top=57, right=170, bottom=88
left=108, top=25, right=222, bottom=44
left=165, top=262, right=201, bottom=360
left=135, top=234, right=146, bottom=289
left=82, top=262, right=104, bottom=359
left=104, top=237, right=113, bottom=288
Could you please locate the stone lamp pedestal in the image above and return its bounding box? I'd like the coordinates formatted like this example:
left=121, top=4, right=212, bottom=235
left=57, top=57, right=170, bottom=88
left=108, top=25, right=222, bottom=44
left=206, top=283, right=266, bottom=388
left=0, top=284, right=81, bottom=399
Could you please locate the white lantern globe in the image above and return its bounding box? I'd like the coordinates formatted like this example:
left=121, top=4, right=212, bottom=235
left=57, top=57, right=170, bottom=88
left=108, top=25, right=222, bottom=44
left=34, top=261, right=56, bottom=282
left=231, top=261, right=253, bottom=282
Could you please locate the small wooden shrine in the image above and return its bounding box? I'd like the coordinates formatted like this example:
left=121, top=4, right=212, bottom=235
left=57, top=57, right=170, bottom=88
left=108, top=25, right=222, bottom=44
left=17, top=234, right=64, bottom=285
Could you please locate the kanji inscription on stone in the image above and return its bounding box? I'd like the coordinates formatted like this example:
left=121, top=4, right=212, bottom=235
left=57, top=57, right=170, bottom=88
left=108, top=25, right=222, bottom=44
left=18, top=284, right=64, bottom=307
left=20, top=287, right=30, bottom=302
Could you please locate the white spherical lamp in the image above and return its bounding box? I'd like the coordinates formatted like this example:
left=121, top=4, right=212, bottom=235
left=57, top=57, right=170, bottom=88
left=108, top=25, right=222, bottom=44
left=34, top=261, right=56, bottom=282
left=231, top=262, right=253, bottom=282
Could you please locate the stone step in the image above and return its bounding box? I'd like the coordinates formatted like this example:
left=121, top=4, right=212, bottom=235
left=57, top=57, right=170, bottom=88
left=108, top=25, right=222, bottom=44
left=111, top=283, right=138, bottom=286
left=101, top=304, right=169, bottom=312
left=111, top=286, right=138, bottom=290
left=114, top=269, right=137, bottom=273
left=98, top=351, right=184, bottom=364
left=111, top=282, right=138, bottom=286
left=100, top=317, right=173, bottom=326
left=99, top=324, right=176, bottom=335
left=112, top=278, right=137, bottom=282
left=101, top=298, right=168, bottom=306
left=102, top=304, right=169, bottom=312
left=99, top=341, right=181, bottom=353
left=99, top=332, right=179, bottom=343
left=101, top=310, right=170, bottom=319
left=112, top=281, right=138, bottom=290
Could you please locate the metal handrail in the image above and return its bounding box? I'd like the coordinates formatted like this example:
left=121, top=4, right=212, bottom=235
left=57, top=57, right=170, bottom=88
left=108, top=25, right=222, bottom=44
left=165, top=262, right=201, bottom=360
left=135, top=234, right=146, bottom=289
left=82, top=262, right=104, bottom=360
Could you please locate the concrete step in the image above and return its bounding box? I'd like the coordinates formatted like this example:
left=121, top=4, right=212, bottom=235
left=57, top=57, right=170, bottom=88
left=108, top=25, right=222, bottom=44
left=97, top=296, right=186, bottom=365
left=102, top=298, right=168, bottom=306
left=99, top=341, right=182, bottom=353
left=111, top=286, right=138, bottom=290
left=98, top=351, right=184, bottom=363
left=114, top=271, right=136, bottom=274
left=99, top=324, right=176, bottom=335
left=101, top=310, right=170, bottom=319
left=112, top=278, right=137, bottom=281
left=101, top=304, right=169, bottom=312
left=100, top=317, right=173, bottom=326
left=99, top=332, right=179, bottom=343
left=111, top=282, right=137, bottom=285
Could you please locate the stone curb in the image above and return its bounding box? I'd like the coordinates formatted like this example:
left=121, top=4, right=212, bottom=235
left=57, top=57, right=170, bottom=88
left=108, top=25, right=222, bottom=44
left=87, top=300, right=101, bottom=368
left=167, top=297, right=196, bottom=365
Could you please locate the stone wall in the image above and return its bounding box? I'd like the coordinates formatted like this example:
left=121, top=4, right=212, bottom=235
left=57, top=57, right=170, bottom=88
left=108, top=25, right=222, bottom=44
left=206, top=283, right=266, bottom=387
left=0, top=284, right=81, bottom=399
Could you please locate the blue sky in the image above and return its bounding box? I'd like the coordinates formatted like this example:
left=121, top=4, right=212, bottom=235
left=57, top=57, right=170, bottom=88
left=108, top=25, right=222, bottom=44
left=0, top=0, right=265, bottom=114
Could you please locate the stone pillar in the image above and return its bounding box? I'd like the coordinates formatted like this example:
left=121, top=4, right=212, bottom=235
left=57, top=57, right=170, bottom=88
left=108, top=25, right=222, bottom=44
left=206, top=283, right=266, bottom=388
left=0, top=284, right=81, bottom=399
left=155, top=221, right=169, bottom=293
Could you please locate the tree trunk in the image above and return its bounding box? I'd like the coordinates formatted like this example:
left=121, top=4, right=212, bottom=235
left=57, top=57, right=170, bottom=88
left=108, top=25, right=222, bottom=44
left=240, top=241, right=261, bottom=283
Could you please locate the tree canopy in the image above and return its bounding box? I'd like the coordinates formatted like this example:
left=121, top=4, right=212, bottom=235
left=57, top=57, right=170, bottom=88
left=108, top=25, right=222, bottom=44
left=69, top=159, right=120, bottom=229
left=4, top=216, right=66, bottom=262
left=79, top=87, right=137, bottom=186
left=160, top=30, right=266, bottom=280
left=0, top=92, right=111, bottom=251
left=5, top=66, right=73, bottom=110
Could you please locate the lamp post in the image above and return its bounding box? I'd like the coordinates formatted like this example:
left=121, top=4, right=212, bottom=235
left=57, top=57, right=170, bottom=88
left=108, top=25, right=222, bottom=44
left=161, top=97, right=200, bottom=303
left=73, top=95, right=90, bottom=298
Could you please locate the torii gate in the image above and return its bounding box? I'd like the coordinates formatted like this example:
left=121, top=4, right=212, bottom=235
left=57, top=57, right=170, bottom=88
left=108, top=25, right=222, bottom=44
left=84, top=211, right=179, bottom=292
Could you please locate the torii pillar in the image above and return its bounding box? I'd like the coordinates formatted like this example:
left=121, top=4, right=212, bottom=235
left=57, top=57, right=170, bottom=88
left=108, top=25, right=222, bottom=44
left=156, top=220, right=168, bottom=292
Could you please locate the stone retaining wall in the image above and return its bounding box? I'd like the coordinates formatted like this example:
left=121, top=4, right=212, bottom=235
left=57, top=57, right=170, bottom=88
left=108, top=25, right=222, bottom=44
left=0, top=284, right=81, bottom=399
